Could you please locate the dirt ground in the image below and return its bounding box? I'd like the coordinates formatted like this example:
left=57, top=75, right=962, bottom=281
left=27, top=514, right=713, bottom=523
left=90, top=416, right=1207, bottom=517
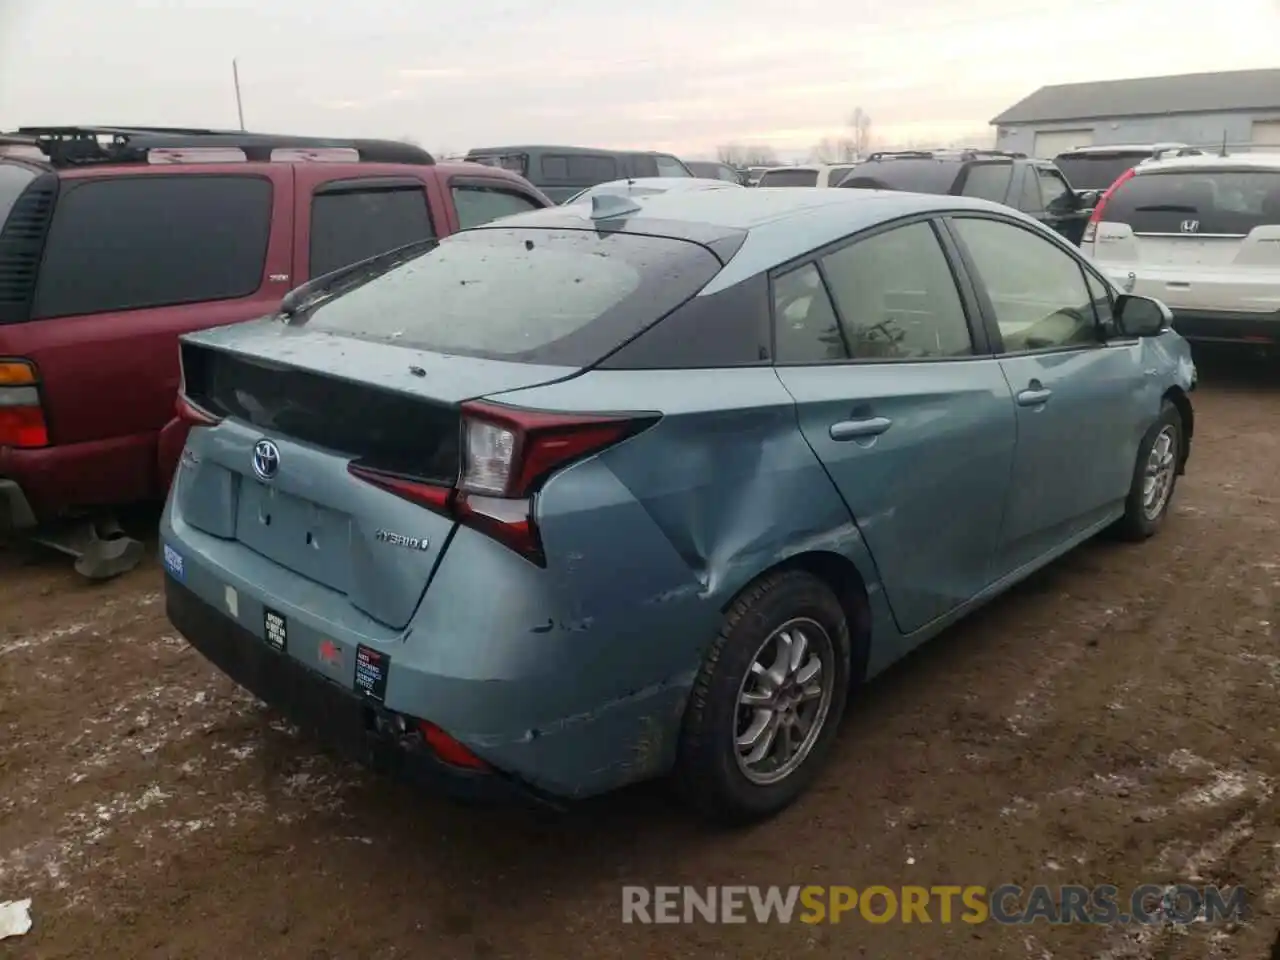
left=2, top=354, right=1278, bottom=960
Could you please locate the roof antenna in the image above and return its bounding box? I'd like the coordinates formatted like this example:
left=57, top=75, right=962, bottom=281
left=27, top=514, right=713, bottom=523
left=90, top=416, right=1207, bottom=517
left=1219, top=130, right=1228, bottom=158
left=589, top=193, right=641, bottom=220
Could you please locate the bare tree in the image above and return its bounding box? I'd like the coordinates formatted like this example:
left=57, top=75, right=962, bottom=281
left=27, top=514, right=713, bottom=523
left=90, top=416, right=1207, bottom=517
left=717, top=143, right=778, bottom=167
left=809, top=136, right=858, bottom=164
left=848, top=107, right=873, bottom=159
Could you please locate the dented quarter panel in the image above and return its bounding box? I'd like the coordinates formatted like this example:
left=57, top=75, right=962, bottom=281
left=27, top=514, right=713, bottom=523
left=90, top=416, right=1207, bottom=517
left=394, top=367, right=891, bottom=794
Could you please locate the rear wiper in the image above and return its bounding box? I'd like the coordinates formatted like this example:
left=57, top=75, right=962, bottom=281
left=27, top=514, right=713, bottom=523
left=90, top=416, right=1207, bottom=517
left=1133, top=203, right=1198, bottom=213
left=279, top=236, right=440, bottom=319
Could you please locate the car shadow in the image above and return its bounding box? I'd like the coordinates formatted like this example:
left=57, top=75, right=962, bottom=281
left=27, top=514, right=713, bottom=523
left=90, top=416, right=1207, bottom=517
left=1190, top=345, right=1280, bottom=392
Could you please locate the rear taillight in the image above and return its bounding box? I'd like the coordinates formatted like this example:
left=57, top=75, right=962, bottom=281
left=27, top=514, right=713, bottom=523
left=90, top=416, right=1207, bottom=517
left=0, top=360, right=48, bottom=448
left=349, top=401, right=657, bottom=565
left=1082, top=166, right=1136, bottom=243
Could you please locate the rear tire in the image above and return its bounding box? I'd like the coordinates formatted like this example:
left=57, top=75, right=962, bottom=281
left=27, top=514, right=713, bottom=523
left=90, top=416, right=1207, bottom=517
left=675, top=570, right=851, bottom=826
left=1113, top=401, right=1182, bottom=541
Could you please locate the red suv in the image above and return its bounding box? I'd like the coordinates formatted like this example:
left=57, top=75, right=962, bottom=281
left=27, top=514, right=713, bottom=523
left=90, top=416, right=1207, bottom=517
left=0, top=126, right=552, bottom=577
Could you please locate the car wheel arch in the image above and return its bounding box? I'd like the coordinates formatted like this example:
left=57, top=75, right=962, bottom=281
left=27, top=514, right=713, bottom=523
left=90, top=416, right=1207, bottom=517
left=1161, top=386, right=1193, bottom=473
left=718, top=549, right=873, bottom=686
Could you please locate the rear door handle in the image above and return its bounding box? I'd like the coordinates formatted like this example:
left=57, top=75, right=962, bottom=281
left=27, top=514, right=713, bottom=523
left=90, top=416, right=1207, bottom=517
left=1016, top=388, right=1052, bottom=407
left=829, top=417, right=893, bottom=441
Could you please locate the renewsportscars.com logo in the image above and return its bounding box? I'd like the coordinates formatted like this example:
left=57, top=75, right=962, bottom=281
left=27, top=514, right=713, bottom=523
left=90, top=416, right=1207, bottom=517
left=621, top=884, right=1249, bottom=925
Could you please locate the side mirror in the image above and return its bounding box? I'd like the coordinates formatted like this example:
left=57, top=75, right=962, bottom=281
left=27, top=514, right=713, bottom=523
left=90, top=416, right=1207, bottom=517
left=1115, top=294, right=1172, bottom=337
left=1075, top=189, right=1100, bottom=207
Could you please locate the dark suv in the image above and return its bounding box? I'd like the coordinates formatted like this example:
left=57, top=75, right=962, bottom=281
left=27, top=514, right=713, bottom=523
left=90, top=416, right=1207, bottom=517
left=0, top=126, right=552, bottom=577
left=839, top=149, right=1093, bottom=245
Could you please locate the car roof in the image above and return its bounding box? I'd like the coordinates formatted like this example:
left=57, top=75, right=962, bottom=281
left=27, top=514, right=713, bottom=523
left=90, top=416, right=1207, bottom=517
left=466, top=144, right=672, bottom=157
left=759, top=163, right=854, bottom=173
left=1059, top=142, right=1191, bottom=155
left=1132, top=152, right=1280, bottom=175
left=485, top=187, right=1035, bottom=294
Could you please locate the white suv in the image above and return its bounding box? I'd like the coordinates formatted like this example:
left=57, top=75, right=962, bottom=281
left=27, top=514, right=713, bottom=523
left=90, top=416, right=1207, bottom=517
left=756, top=164, right=859, bottom=188
left=1081, top=152, right=1280, bottom=354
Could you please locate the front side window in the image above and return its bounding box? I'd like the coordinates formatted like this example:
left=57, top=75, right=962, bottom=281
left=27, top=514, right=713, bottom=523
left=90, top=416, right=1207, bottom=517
left=451, top=184, right=542, bottom=229
left=1037, top=167, right=1075, bottom=212
left=1084, top=270, right=1115, bottom=327
left=952, top=217, right=1098, bottom=352
left=33, top=175, right=271, bottom=319
left=309, top=184, right=434, bottom=279
left=821, top=221, right=973, bottom=359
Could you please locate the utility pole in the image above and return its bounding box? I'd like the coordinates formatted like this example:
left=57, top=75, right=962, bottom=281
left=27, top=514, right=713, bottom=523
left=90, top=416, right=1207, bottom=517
left=232, top=59, right=246, bottom=130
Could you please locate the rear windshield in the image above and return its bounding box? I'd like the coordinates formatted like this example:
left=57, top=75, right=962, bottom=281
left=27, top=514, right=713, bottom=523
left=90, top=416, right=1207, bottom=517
left=0, top=163, right=37, bottom=231
left=758, top=168, right=819, bottom=188
left=838, top=159, right=961, bottom=194
left=1054, top=152, right=1148, bottom=191
left=298, top=227, right=722, bottom=365
left=1104, top=169, right=1280, bottom=235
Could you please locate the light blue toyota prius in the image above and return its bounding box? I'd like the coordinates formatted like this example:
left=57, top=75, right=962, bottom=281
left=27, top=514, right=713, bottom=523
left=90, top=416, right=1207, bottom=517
left=162, top=188, right=1196, bottom=824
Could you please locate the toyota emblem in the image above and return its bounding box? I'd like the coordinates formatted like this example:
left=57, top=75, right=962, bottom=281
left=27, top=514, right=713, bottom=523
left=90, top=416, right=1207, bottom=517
left=252, top=439, right=281, bottom=481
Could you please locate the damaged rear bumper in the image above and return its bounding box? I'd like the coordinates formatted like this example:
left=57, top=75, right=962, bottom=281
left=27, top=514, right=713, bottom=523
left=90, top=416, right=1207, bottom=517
left=166, top=580, right=562, bottom=809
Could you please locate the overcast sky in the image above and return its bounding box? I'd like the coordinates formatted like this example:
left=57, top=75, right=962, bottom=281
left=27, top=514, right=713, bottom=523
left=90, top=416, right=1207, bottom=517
left=2, top=0, right=1279, bottom=159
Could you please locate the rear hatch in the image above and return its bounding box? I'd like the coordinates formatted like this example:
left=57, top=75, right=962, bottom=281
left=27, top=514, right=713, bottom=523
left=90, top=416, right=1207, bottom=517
left=173, top=224, right=725, bottom=629
left=757, top=168, right=819, bottom=188
left=1053, top=150, right=1151, bottom=192
left=1089, top=166, right=1280, bottom=314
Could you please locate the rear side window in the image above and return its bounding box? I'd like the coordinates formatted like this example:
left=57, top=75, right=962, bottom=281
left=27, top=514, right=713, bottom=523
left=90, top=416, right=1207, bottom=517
left=298, top=227, right=722, bottom=366
left=758, top=169, right=819, bottom=188
left=959, top=162, right=1013, bottom=202
left=541, top=154, right=617, bottom=182
left=1103, top=170, right=1280, bottom=235
left=0, top=163, right=36, bottom=231
left=1054, top=152, right=1145, bottom=191
left=451, top=184, right=542, bottom=229
left=630, top=155, right=660, bottom=178
left=309, top=184, right=434, bottom=278
left=820, top=221, right=972, bottom=359
left=33, top=175, right=271, bottom=319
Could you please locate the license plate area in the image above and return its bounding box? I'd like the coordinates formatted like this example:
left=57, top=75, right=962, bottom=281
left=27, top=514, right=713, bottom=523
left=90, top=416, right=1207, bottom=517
left=234, top=480, right=351, bottom=592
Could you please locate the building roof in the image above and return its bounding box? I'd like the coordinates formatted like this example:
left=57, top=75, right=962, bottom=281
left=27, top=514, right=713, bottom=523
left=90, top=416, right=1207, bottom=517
left=990, top=69, right=1280, bottom=126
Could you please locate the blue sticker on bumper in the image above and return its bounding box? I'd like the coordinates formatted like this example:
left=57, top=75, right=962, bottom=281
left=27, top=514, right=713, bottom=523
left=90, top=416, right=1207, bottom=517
left=162, top=543, right=186, bottom=582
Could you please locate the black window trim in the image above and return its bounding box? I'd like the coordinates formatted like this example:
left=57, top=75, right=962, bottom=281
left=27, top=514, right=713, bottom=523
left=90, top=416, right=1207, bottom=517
left=940, top=212, right=1137, bottom=358
left=446, top=175, right=547, bottom=211
left=32, top=172, right=274, bottom=320
left=767, top=211, right=995, bottom=367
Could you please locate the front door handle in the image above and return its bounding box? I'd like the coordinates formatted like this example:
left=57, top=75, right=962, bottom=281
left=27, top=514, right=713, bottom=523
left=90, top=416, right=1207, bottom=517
left=1016, top=388, right=1053, bottom=407
left=829, top=416, right=893, bottom=441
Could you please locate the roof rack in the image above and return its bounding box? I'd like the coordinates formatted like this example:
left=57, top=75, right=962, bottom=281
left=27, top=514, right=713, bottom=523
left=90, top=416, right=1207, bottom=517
left=7, top=126, right=435, bottom=167
left=866, top=148, right=1025, bottom=162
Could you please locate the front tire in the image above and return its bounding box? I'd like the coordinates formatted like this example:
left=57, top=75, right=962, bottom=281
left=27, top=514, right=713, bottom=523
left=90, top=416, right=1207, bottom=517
left=1113, top=401, right=1182, bottom=541
left=675, top=570, right=851, bottom=826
